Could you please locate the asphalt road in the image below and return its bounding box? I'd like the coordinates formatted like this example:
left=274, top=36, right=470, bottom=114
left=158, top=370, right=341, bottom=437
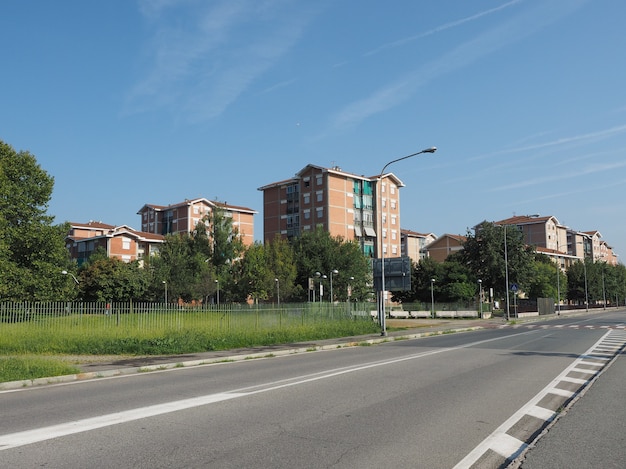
left=1, top=310, right=624, bottom=468
left=513, top=326, right=626, bottom=468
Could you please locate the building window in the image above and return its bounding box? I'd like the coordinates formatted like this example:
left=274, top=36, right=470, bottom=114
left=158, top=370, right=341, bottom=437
left=316, top=175, right=322, bottom=186
left=316, top=207, right=323, bottom=219
left=122, top=238, right=131, bottom=250
left=316, top=191, right=323, bottom=202
left=391, top=215, right=397, bottom=225
left=391, top=200, right=396, bottom=210
left=303, top=193, right=310, bottom=204
left=390, top=185, right=396, bottom=195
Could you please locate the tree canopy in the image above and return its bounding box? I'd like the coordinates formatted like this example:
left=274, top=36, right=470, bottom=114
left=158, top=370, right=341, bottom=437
left=0, top=140, right=73, bottom=301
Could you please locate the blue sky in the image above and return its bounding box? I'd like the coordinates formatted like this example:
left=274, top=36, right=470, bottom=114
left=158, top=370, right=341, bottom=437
left=2, top=0, right=625, bottom=260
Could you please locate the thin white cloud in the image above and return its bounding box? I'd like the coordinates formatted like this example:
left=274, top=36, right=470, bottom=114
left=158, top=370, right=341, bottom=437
left=364, top=0, right=524, bottom=57
left=471, top=123, right=626, bottom=161
left=489, top=160, right=626, bottom=192
left=328, top=0, right=590, bottom=132
left=126, top=0, right=316, bottom=122
left=515, top=177, right=626, bottom=205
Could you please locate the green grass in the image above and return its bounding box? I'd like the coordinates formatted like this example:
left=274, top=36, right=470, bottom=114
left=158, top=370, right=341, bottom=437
left=0, top=316, right=380, bottom=383
left=0, top=356, right=81, bottom=383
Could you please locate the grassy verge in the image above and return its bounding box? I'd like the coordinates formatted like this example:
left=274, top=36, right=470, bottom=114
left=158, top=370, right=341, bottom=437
left=0, top=356, right=81, bottom=383
left=0, top=320, right=380, bottom=383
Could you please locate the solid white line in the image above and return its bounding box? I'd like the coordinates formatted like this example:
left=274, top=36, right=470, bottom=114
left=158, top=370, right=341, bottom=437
left=0, top=393, right=245, bottom=450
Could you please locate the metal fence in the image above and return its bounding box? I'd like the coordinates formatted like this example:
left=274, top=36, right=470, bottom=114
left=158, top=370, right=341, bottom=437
left=0, top=301, right=373, bottom=335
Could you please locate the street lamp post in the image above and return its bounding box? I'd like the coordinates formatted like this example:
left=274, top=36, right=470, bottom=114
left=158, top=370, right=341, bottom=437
left=602, top=267, right=607, bottom=310
left=275, top=278, right=280, bottom=307
left=576, top=242, right=589, bottom=312
left=348, top=276, right=354, bottom=301
left=162, top=280, right=168, bottom=304
left=583, top=259, right=589, bottom=312
left=330, top=269, right=338, bottom=304
left=501, top=214, right=539, bottom=321
left=556, top=238, right=561, bottom=316
left=378, top=146, right=437, bottom=336
left=478, top=279, right=483, bottom=318
left=504, top=224, right=510, bottom=321
left=215, top=279, right=220, bottom=307
left=430, top=278, right=436, bottom=318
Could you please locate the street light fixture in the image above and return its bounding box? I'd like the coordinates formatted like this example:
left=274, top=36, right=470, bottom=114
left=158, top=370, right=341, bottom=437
left=378, top=146, right=437, bottom=336
left=61, top=270, right=79, bottom=284
left=478, top=279, right=483, bottom=318
left=330, top=269, right=338, bottom=304
left=430, top=278, right=436, bottom=318
left=162, top=280, right=168, bottom=304
left=275, top=278, right=280, bottom=307
left=314, top=272, right=322, bottom=302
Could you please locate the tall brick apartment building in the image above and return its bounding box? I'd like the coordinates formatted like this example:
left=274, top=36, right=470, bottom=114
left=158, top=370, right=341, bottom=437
left=258, top=164, right=407, bottom=259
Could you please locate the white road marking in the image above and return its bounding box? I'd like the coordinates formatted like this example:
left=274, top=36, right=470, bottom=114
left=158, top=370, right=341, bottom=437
left=453, top=329, right=626, bottom=469
left=0, top=393, right=245, bottom=450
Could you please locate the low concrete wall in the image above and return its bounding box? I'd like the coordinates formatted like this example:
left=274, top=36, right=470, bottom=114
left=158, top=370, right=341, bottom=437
left=409, top=311, right=431, bottom=318
left=516, top=311, right=539, bottom=318
left=389, top=310, right=411, bottom=319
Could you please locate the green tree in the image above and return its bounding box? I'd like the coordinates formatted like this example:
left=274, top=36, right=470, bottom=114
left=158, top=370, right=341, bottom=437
left=205, top=205, right=245, bottom=303
left=156, top=233, right=199, bottom=302
left=79, top=252, right=148, bottom=302
left=528, top=254, right=561, bottom=300
left=291, top=227, right=371, bottom=302
left=236, top=242, right=273, bottom=303
left=265, top=236, right=298, bottom=302
left=392, top=257, right=475, bottom=305
left=460, top=221, right=535, bottom=301
left=566, top=259, right=589, bottom=306
left=392, top=257, right=443, bottom=304
left=0, top=140, right=73, bottom=301
left=438, top=259, right=475, bottom=303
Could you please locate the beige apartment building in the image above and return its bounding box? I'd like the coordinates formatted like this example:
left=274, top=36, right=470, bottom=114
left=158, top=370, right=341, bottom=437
left=401, top=229, right=437, bottom=264
left=258, top=164, right=407, bottom=259
left=495, top=215, right=619, bottom=268
left=137, top=197, right=256, bottom=247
